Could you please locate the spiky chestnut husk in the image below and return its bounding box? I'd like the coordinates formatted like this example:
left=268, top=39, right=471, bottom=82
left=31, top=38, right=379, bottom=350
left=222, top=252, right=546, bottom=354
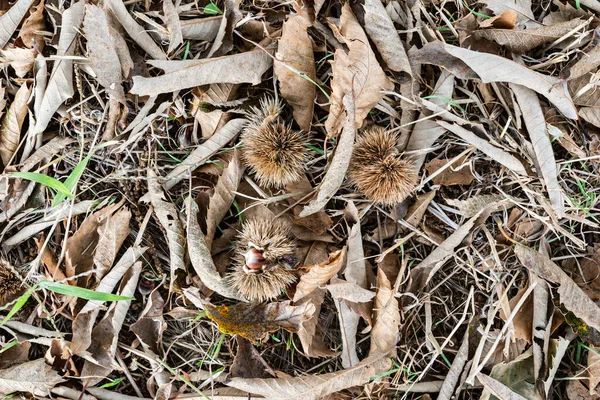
left=348, top=126, right=418, bottom=206
left=228, top=219, right=297, bottom=303
left=0, top=258, right=22, bottom=307
left=241, top=98, right=309, bottom=187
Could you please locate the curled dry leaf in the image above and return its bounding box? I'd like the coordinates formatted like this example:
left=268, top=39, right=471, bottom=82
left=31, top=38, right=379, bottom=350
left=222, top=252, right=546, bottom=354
left=295, top=288, right=337, bottom=357
left=511, top=84, right=565, bottom=218
left=515, top=244, right=600, bottom=333
left=140, top=169, right=186, bottom=290
left=204, top=300, right=316, bottom=342
left=0, top=359, right=63, bottom=397
left=0, top=83, right=31, bottom=166
left=164, top=118, right=246, bottom=189
left=324, top=4, right=393, bottom=137
left=0, top=0, right=36, bottom=48
left=130, top=49, right=273, bottom=96
left=192, top=83, right=237, bottom=139
left=274, top=15, right=316, bottom=132
left=480, top=0, right=538, bottom=27
left=0, top=47, right=36, bottom=78
left=299, top=93, right=354, bottom=217
left=17, top=0, right=45, bottom=49
left=131, top=288, right=166, bottom=356
left=186, top=197, right=244, bottom=300
left=293, top=247, right=347, bottom=302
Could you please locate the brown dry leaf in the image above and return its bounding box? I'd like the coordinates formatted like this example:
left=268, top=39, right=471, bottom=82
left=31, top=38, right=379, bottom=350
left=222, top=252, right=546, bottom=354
left=446, top=194, right=508, bottom=218
left=547, top=124, right=586, bottom=159
left=293, top=247, right=347, bottom=302
left=512, top=84, right=565, bottom=218
left=499, top=286, right=533, bottom=343
left=71, top=246, right=146, bottom=355
left=443, top=44, right=577, bottom=119
left=226, top=352, right=391, bottom=400
left=409, top=43, right=477, bottom=80
left=205, top=149, right=244, bottom=249
left=0, top=83, right=31, bottom=167
left=326, top=279, right=375, bottom=303
left=437, top=121, right=527, bottom=175
left=474, top=18, right=586, bottom=53
left=140, top=169, right=186, bottom=290
left=300, top=93, right=354, bottom=217
left=0, top=47, right=36, bottom=77
left=478, top=372, right=529, bottom=400
left=186, top=197, right=243, bottom=300
left=0, top=0, right=35, bottom=48
left=163, top=0, right=183, bottom=53
left=130, top=49, right=273, bottom=97
left=292, top=211, right=333, bottom=235
left=324, top=4, right=393, bottom=137
left=83, top=5, right=125, bottom=103
left=564, top=32, right=600, bottom=80
left=479, top=10, right=517, bottom=29
left=104, top=0, right=166, bottom=60
left=0, top=359, right=63, bottom=397
left=33, top=1, right=85, bottom=138
left=405, top=71, right=455, bottom=170
left=93, top=206, right=131, bottom=282
left=333, top=295, right=360, bottom=368
left=370, top=266, right=399, bottom=354
left=229, top=336, right=276, bottom=379
left=295, top=288, right=337, bottom=357
left=164, top=118, right=246, bottom=190
left=425, top=156, right=474, bottom=187
left=567, top=380, right=600, bottom=400
left=515, top=244, right=600, bottom=333
left=17, top=0, right=45, bottom=49
left=192, top=83, right=237, bottom=138
left=480, top=0, right=537, bottom=27
left=131, top=288, right=166, bottom=356
left=274, top=15, right=316, bottom=132
left=81, top=261, right=141, bottom=385
left=0, top=342, right=29, bottom=369
left=204, top=301, right=316, bottom=342
left=405, top=190, right=437, bottom=227
left=179, top=16, right=222, bottom=41
left=362, top=0, right=411, bottom=75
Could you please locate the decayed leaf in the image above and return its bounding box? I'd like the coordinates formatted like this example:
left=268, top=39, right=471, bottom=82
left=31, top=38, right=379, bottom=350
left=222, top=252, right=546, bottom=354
left=71, top=246, right=146, bottom=355
left=370, top=266, right=400, bottom=354
left=0, top=47, right=36, bottom=78
left=226, top=352, right=391, bottom=400
left=140, top=169, right=186, bottom=290
left=81, top=261, right=141, bottom=385
left=104, top=0, right=166, bottom=60
left=293, top=247, right=347, bottom=302
left=324, top=4, right=393, bottom=137
left=437, top=121, right=527, bottom=175
left=204, top=301, right=316, bottom=342
left=83, top=5, right=125, bottom=102
left=131, top=288, right=166, bottom=356
left=163, top=0, right=183, bottom=53
left=299, top=94, right=354, bottom=217
left=33, top=0, right=85, bottom=137
left=274, top=15, right=316, bottom=132
left=186, top=197, right=244, bottom=300
left=205, top=149, right=244, bottom=248
left=0, top=359, right=63, bottom=397
left=362, top=0, right=411, bottom=75
left=474, top=18, right=586, bottom=53
left=564, top=33, right=600, bottom=80
left=405, top=71, right=455, bottom=170
left=443, top=44, right=578, bottom=119
left=446, top=194, right=509, bottom=218
left=229, top=336, right=276, bottom=379
left=0, top=83, right=31, bottom=166
left=0, top=0, right=36, bottom=48
left=511, top=84, right=564, bottom=218
left=17, top=0, right=45, bottom=49
left=192, top=83, right=237, bottom=138
left=295, top=288, right=337, bottom=357
left=164, top=118, right=247, bottom=189
left=478, top=372, right=530, bottom=400
left=515, top=244, right=600, bottom=333
left=425, top=155, right=474, bottom=187
left=93, top=206, right=131, bottom=281
left=130, top=49, right=273, bottom=96
left=405, top=190, right=437, bottom=227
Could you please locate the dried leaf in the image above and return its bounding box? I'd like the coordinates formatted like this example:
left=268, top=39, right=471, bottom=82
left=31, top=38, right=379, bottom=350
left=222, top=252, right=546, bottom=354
left=0, top=0, right=35, bottom=48
left=437, top=121, right=527, bottom=175
left=0, top=47, right=36, bottom=77
left=192, top=83, right=237, bottom=138
left=33, top=0, right=85, bottom=137
left=293, top=247, right=346, bottom=302
left=333, top=296, right=360, bottom=367
left=274, top=15, right=316, bottom=131
left=326, top=280, right=375, bottom=303
left=0, top=359, right=63, bottom=396
left=130, top=49, right=273, bottom=97
left=474, top=18, right=586, bottom=53
left=324, top=4, right=393, bottom=137
left=204, top=301, right=315, bottom=341
left=81, top=261, right=141, bottom=385
left=180, top=16, right=222, bottom=41
left=443, top=44, right=577, bottom=119
left=226, top=352, right=391, bottom=400
left=186, top=197, right=243, bottom=300
left=446, top=194, right=509, bottom=218
left=205, top=149, right=244, bottom=248
left=515, top=244, right=600, bottom=333
left=480, top=0, right=537, bottom=27
left=512, top=84, right=564, bottom=218
left=295, top=288, right=337, bottom=357
left=370, top=267, right=399, bottom=354
left=163, top=0, right=183, bottom=53
left=425, top=155, right=474, bottom=187
left=140, top=169, right=186, bottom=290
left=362, top=0, right=411, bottom=74
left=93, top=206, right=131, bottom=281
left=409, top=42, right=477, bottom=80
left=1, top=83, right=31, bottom=166
left=564, top=37, right=600, bottom=80
left=478, top=372, right=530, bottom=400
left=17, top=0, right=45, bottom=49
left=405, top=189, right=437, bottom=227
left=131, top=289, right=166, bottom=356
left=229, top=336, right=276, bottom=379
left=479, top=10, right=517, bottom=29
left=299, top=94, right=354, bottom=217
left=164, top=118, right=246, bottom=190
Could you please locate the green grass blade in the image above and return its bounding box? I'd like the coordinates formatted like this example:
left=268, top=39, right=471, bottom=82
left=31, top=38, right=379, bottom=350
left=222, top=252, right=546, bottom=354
left=52, top=153, right=93, bottom=207
left=0, top=287, right=34, bottom=329
left=11, top=172, right=73, bottom=198
left=39, top=281, right=134, bottom=301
